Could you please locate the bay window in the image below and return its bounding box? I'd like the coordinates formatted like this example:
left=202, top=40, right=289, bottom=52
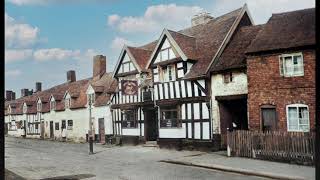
left=287, top=104, right=309, bottom=132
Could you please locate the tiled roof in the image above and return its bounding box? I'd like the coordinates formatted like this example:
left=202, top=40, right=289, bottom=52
left=210, top=25, right=263, bottom=73
left=6, top=72, right=116, bottom=114
left=167, top=30, right=197, bottom=60
left=127, top=47, right=153, bottom=71
left=246, top=8, right=315, bottom=54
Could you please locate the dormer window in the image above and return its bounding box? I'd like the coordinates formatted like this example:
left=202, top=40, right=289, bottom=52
left=37, top=102, right=42, bottom=111
left=23, top=104, right=27, bottom=114
left=88, top=94, right=95, bottom=105
left=50, top=101, right=56, bottom=111
left=65, top=98, right=71, bottom=109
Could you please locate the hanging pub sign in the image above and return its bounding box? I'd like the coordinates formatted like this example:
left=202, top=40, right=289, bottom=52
left=121, top=80, right=138, bottom=95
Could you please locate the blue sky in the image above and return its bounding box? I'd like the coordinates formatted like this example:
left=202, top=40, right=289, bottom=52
left=5, top=0, right=315, bottom=97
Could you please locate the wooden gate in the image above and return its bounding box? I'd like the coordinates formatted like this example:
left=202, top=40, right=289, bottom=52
left=227, top=130, right=315, bottom=165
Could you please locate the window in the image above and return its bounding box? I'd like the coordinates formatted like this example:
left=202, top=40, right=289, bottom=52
left=158, top=47, right=176, bottom=62
left=87, top=94, right=95, bottom=105
left=287, top=104, right=309, bottom=132
left=122, top=62, right=135, bottom=72
left=160, top=106, right=181, bottom=128
left=122, top=110, right=138, bottom=128
left=37, top=102, right=42, bottom=111
left=23, top=104, right=27, bottom=114
left=65, top=98, right=71, bottom=109
left=55, top=122, right=59, bottom=130
left=50, top=101, right=56, bottom=111
left=223, top=72, right=233, bottom=83
left=61, top=120, right=66, bottom=129
left=35, top=123, right=38, bottom=130
left=162, top=65, right=176, bottom=82
left=279, top=53, right=304, bottom=77
left=67, top=120, right=73, bottom=130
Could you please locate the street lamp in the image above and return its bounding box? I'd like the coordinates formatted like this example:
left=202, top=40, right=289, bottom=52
left=88, top=94, right=93, bottom=154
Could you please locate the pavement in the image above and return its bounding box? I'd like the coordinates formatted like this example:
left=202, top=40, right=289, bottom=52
left=5, top=136, right=314, bottom=180
left=162, top=151, right=315, bottom=180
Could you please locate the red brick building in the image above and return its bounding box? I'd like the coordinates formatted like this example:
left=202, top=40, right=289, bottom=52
left=246, top=8, right=315, bottom=132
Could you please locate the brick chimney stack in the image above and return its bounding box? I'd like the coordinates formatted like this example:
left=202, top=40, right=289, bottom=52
left=36, top=82, right=42, bottom=92
left=21, top=89, right=29, bottom=97
left=67, top=70, right=76, bottom=83
left=93, top=55, right=106, bottom=81
left=6, top=90, right=13, bottom=101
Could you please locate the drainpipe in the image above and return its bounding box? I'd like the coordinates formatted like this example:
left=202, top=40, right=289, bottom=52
left=151, top=86, right=160, bottom=139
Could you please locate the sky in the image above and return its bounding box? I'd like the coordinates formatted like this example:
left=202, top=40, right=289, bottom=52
left=5, top=0, right=315, bottom=97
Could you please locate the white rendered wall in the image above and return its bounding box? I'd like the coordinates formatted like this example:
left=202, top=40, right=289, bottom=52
left=211, top=71, right=247, bottom=134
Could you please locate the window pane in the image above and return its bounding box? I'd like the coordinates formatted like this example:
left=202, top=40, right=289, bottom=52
left=284, top=56, right=293, bottom=75
left=123, top=63, right=129, bottom=72
left=298, top=107, right=309, bottom=125
left=288, top=107, right=298, bottom=130
left=293, top=55, right=303, bottom=75
left=279, top=57, right=284, bottom=76
left=169, top=48, right=176, bottom=59
left=161, top=50, right=169, bottom=61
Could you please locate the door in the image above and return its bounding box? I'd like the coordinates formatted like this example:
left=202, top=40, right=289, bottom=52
left=98, top=118, right=105, bottom=144
left=40, top=121, right=45, bottom=139
left=50, top=121, right=54, bottom=138
left=144, top=109, right=158, bottom=141
left=261, top=107, right=277, bottom=131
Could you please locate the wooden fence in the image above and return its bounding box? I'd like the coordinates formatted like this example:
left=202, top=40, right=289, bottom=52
left=227, top=130, right=315, bottom=165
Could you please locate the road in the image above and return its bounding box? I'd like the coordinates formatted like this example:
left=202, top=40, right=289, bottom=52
left=5, top=136, right=269, bottom=180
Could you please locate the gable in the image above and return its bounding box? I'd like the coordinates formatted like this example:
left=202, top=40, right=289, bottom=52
left=153, top=37, right=179, bottom=64
left=50, top=96, right=55, bottom=102
left=86, top=84, right=95, bottom=94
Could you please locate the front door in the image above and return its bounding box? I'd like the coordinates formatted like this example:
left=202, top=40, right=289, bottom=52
left=261, top=107, right=277, bottom=131
left=40, top=121, right=45, bottom=139
left=144, top=109, right=158, bottom=141
left=98, top=118, right=105, bottom=144
left=50, top=121, right=54, bottom=138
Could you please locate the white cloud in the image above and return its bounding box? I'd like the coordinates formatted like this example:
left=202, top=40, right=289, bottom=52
left=110, top=37, right=134, bottom=50
left=5, top=13, right=40, bottom=48
left=33, top=48, right=81, bottom=61
left=8, top=0, right=58, bottom=6
left=5, top=49, right=33, bottom=63
left=6, top=69, right=22, bottom=77
left=108, top=4, right=203, bottom=33
left=211, top=0, right=315, bottom=24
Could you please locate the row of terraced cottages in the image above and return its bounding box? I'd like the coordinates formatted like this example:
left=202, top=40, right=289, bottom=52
left=5, top=55, right=117, bottom=143
left=5, top=5, right=315, bottom=150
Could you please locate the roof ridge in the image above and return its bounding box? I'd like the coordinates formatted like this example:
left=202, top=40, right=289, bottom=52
left=168, top=29, right=196, bottom=38
left=272, top=7, right=314, bottom=16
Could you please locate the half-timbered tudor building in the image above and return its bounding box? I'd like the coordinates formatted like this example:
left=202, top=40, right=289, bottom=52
left=245, top=8, right=316, bottom=133
left=5, top=55, right=117, bottom=143
left=110, top=4, right=256, bottom=149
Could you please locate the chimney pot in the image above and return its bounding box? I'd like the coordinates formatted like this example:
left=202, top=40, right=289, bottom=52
left=36, top=82, right=42, bottom=92
left=93, top=55, right=106, bottom=81
left=67, top=70, right=76, bottom=83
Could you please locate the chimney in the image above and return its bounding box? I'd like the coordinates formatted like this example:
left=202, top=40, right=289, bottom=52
left=35, top=82, right=42, bottom=92
left=67, top=70, right=76, bottom=83
left=191, top=12, right=214, bottom=27
left=12, top=92, right=16, bottom=100
left=29, top=89, right=33, bottom=95
left=6, top=90, right=12, bottom=101
left=93, top=55, right=106, bottom=81
left=21, top=88, right=28, bottom=97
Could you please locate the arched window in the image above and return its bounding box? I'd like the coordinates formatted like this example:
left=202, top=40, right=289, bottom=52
left=286, top=104, right=309, bottom=132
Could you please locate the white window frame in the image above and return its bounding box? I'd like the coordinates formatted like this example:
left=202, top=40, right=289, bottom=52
left=37, top=102, right=42, bottom=111
left=87, top=93, right=95, bottom=105
left=23, top=104, right=27, bottom=114
left=286, top=104, right=310, bottom=132
left=161, top=65, right=176, bottom=82
left=279, top=52, right=304, bottom=77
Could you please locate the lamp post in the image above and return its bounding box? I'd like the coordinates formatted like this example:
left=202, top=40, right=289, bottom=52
left=88, top=95, right=93, bottom=154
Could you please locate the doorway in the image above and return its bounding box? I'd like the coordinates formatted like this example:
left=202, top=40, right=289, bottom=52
left=50, top=121, right=54, bottom=138
left=144, top=109, right=158, bottom=141
left=98, top=118, right=105, bottom=144
left=261, top=106, right=277, bottom=131
left=219, top=98, right=248, bottom=148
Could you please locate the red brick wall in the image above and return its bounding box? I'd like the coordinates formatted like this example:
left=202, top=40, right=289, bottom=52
left=247, top=49, right=316, bottom=132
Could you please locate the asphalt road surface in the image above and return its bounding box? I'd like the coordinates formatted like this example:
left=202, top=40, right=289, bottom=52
left=5, top=136, right=270, bottom=180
